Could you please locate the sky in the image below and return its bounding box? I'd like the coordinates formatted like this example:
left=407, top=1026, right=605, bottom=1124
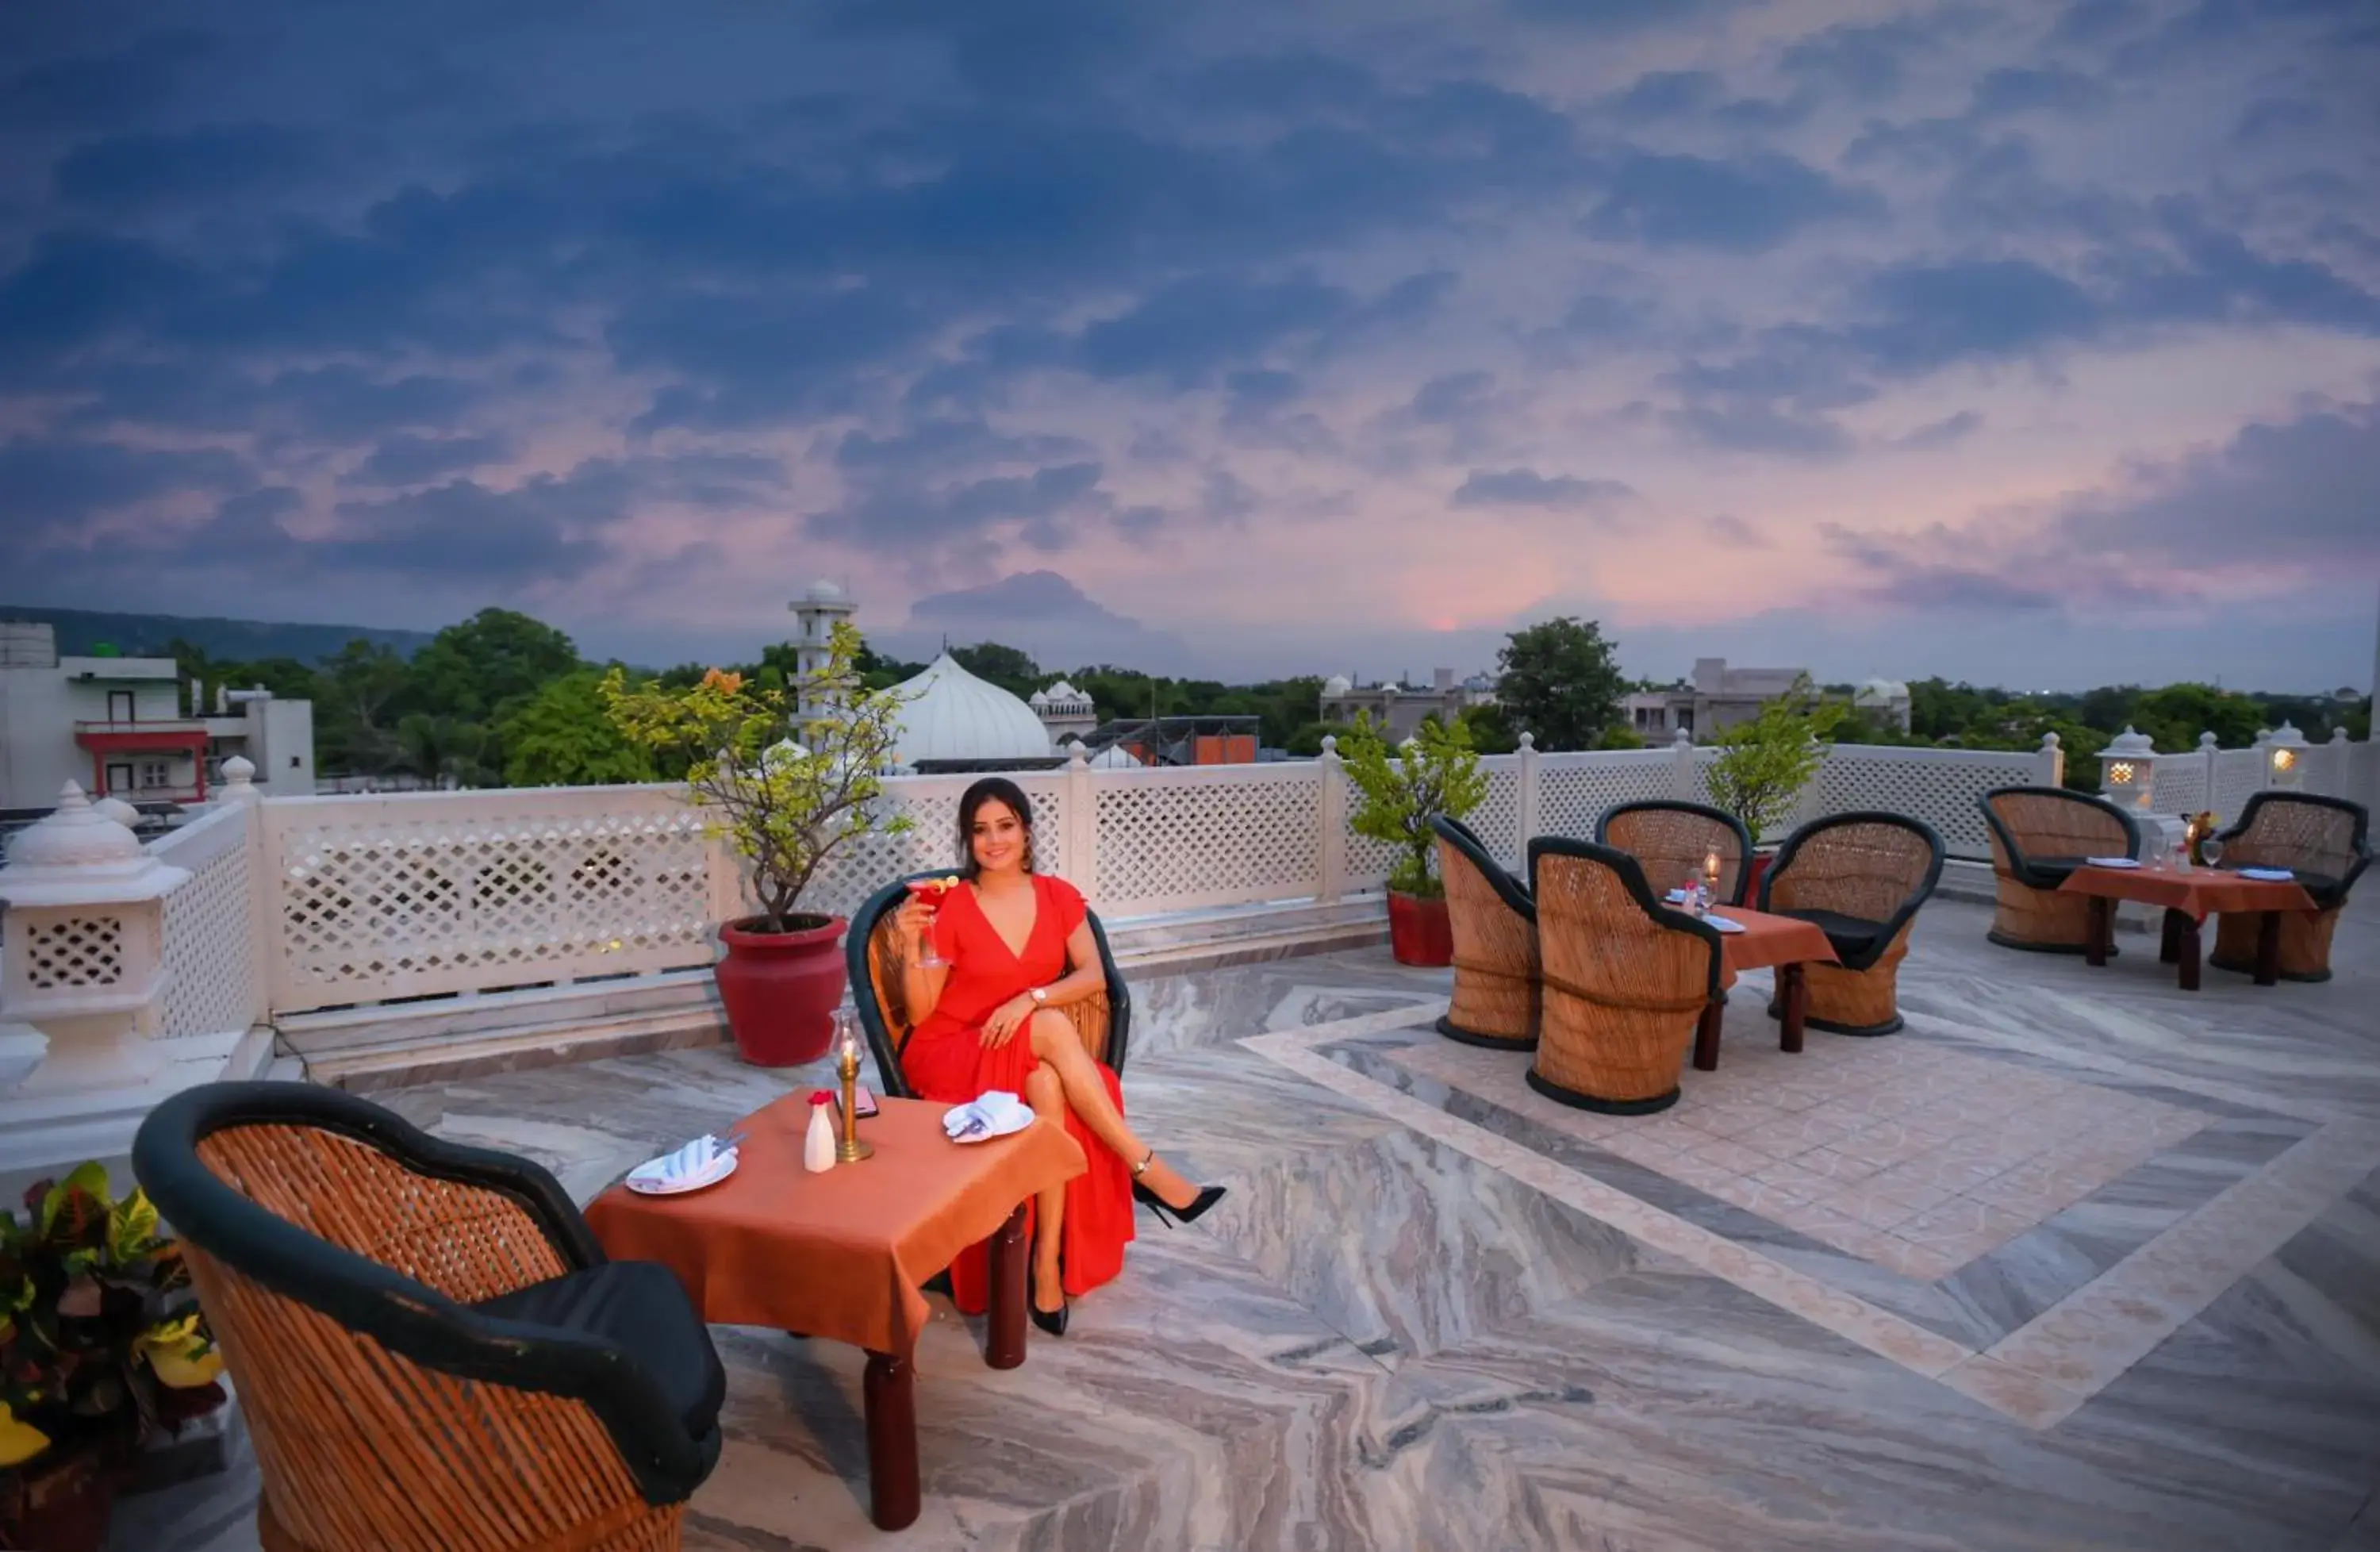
left=5, top=0, right=2379, bottom=693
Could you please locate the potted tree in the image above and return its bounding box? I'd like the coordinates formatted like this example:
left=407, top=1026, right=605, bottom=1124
left=1703, top=676, right=1844, bottom=898
left=1338, top=713, right=1491, bottom=966
left=2, top=1164, right=226, bottom=1552
left=603, top=622, right=912, bottom=1066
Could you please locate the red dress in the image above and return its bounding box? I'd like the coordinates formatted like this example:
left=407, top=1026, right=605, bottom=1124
left=900, top=872, right=1134, bottom=1310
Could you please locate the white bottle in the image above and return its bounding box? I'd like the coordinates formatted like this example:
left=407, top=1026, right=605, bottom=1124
left=804, top=1092, right=837, bottom=1173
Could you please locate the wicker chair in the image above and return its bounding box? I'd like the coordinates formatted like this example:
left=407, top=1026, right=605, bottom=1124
left=1979, top=786, right=2140, bottom=954
left=1757, top=812, right=1945, bottom=1036
left=847, top=871, right=1131, bottom=1096
left=1430, top=816, right=1539, bottom=1049
left=2205, top=793, right=2372, bottom=982
left=1595, top=800, right=1757, bottom=908
left=131, top=1082, right=723, bottom=1552
left=1526, top=837, right=1721, bottom=1114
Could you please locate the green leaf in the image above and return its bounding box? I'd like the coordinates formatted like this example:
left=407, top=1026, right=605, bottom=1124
left=38, top=1163, right=112, bottom=1243
left=107, top=1189, right=161, bottom=1264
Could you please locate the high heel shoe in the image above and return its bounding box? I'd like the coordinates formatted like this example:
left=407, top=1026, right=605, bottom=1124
left=1030, top=1269, right=1069, bottom=1338
left=1130, top=1153, right=1226, bottom=1226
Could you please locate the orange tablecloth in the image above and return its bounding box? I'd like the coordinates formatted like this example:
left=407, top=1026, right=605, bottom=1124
left=584, top=1093, right=1085, bottom=1358
left=1710, top=905, right=1840, bottom=989
left=2057, top=865, right=2317, bottom=921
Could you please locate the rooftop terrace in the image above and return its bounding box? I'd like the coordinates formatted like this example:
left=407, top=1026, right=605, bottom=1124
left=124, top=885, right=2380, bottom=1552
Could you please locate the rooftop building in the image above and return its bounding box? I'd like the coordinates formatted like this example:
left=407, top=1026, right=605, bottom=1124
left=889, top=654, right=1062, bottom=772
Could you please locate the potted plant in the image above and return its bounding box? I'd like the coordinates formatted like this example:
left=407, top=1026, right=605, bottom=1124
left=1703, top=676, right=1844, bottom=899
left=1338, top=713, right=1490, bottom=966
left=603, top=622, right=912, bottom=1066
left=2, top=1163, right=226, bottom=1552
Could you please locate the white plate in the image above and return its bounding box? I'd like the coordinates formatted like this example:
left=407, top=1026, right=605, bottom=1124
left=2238, top=866, right=2294, bottom=882
left=948, top=1112, right=1033, bottom=1145
left=2085, top=857, right=2140, bottom=869
left=1703, top=914, right=1748, bottom=935
left=627, top=1152, right=738, bottom=1195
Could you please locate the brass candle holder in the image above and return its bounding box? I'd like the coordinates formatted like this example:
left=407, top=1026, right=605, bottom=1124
left=834, top=1016, right=873, bottom=1163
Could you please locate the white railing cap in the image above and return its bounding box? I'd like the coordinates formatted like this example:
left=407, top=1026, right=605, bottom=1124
left=2104, top=727, right=2155, bottom=756
left=0, top=782, right=190, bottom=905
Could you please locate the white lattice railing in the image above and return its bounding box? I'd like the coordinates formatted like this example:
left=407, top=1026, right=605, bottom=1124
left=225, top=729, right=2374, bottom=1016
left=2137, top=729, right=2367, bottom=822
left=148, top=801, right=269, bottom=1039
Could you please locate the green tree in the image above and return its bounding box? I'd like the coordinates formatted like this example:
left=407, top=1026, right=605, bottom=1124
left=395, top=713, right=492, bottom=787
left=498, top=670, right=658, bottom=787
left=317, top=640, right=414, bottom=774
left=405, top=609, right=581, bottom=724
left=950, top=641, right=1039, bottom=696
left=1494, top=617, right=1626, bottom=751
left=2131, top=683, right=2264, bottom=751
left=1458, top=701, right=1518, bottom=755
left=1704, top=677, right=1844, bottom=842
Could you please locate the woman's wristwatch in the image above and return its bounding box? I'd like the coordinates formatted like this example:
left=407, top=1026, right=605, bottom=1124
left=1029, top=986, right=1050, bottom=1006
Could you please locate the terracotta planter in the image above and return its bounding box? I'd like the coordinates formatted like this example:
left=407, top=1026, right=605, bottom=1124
left=714, top=915, right=848, bottom=1066
left=2, top=1449, right=115, bottom=1552
left=1745, top=850, right=1775, bottom=905
left=1386, top=889, right=1454, bottom=967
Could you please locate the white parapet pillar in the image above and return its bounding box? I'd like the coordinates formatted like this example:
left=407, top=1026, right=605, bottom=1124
left=0, top=782, right=190, bottom=1171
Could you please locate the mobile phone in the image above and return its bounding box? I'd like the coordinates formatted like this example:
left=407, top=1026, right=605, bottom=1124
left=853, top=1085, right=879, bottom=1117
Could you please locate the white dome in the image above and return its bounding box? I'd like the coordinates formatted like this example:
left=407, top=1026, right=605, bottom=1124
left=1854, top=678, right=1910, bottom=705
left=1088, top=743, right=1142, bottom=768
left=892, top=655, right=1055, bottom=764
left=1044, top=679, right=1082, bottom=701
left=1029, top=690, right=1050, bottom=706
left=803, top=579, right=848, bottom=604
left=1322, top=674, right=1352, bottom=697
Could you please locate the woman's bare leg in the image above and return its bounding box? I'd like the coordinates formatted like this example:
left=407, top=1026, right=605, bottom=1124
left=1025, top=1011, right=1203, bottom=1210
left=1021, top=1062, right=1067, bottom=1308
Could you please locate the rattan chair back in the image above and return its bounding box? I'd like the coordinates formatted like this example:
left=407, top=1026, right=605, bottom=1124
left=1979, top=787, right=2136, bottom=879
left=2217, top=793, right=2371, bottom=903
left=1596, top=800, right=1756, bottom=906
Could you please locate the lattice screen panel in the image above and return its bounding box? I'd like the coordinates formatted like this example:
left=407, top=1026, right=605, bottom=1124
left=1464, top=763, right=1525, bottom=870
left=1094, top=770, right=1322, bottom=912
left=1807, top=754, right=2035, bottom=860
left=1535, top=756, right=1675, bottom=844
left=156, top=816, right=265, bottom=1039
left=794, top=777, right=1070, bottom=921
left=2211, top=750, right=2265, bottom=825
left=27, top=916, right=123, bottom=988
left=2148, top=759, right=2208, bottom=818
left=274, top=809, right=716, bottom=1009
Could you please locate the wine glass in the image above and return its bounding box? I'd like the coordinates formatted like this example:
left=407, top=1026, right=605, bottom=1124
left=2199, top=836, right=2225, bottom=870
left=904, top=876, right=951, bottom=968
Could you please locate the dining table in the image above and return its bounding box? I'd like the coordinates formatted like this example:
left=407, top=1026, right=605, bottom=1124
left=2056, top=862, right=2320, bottom=990
left=583, top=1092, right=1086, bottom=1531
left=1690, top=903, right=1841, bottom=1071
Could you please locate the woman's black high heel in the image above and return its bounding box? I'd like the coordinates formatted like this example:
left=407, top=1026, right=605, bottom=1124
left=1131, top=1153, right=1225, bottom=1227
left=1031, top=1264, right=1069, bottom=1338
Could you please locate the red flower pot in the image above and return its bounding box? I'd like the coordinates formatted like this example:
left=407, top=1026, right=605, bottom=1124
left=2, top=1449, right=115, bottom=1552
left=1744, top=850, right=1775, bottom=905
left=1386, top=889, right=1454, bottom=967
left=713, top=915, right=848, bottom=1066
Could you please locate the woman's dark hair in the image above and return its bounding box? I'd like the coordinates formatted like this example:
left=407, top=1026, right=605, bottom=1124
left=956, top=777, right=1036, bottom=878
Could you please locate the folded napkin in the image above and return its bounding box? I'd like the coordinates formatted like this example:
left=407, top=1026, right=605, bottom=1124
left=2086, top=856, right=2140, bottom=869
left=629, top=1134, right=736, bottom=1187
left=2238, top=866, right=2294, bottom=882
left=1703, top=913, right=1748, bottom=935
left=943, top=1092, right=1034, bottom=1143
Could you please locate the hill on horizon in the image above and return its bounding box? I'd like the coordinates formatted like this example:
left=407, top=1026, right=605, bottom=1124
left=0, top=605, right=436, bottom=664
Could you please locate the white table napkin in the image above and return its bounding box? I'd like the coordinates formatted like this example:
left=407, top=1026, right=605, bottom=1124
left=1703, top=913, right=1748, bottom=935
left=943, top=1092, right=1034, bottom=1142
left=630, top=1133, right=735, bottom=1186
left=2238, top=866, right=2294, bottom=882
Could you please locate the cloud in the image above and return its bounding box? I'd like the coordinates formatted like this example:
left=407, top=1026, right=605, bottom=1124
left=892, top=570, right=1194, bottom=672
left=1967, top=66, right=2109, bottom=119
left=340, top=433, right=512, bottom=487
left=1451, top=468, right=1633, bottom=509
left=808, top=461, right=1111, bottom=553
left=1703, top=513, right=1769, bottom=548
left=51, top=125, right=332, bottom=210
left=5, top=438, right=253, bottom=536
left=1584, top=152, right=1884, bottom=253
left=1891, top=410, right=1984, bottom=450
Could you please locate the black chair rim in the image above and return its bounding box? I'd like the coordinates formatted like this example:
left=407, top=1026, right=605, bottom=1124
left=2217, top=790, right=2372, bottom=904
left=1430, top=814, right=1535, bottom=920
left=1977, top=785, right=2140, bottom=889
left=1756, top=810, right=1947, bottom=971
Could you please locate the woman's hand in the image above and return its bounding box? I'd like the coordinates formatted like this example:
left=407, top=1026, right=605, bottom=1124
left=981, top=993, right=1037, bottom=1047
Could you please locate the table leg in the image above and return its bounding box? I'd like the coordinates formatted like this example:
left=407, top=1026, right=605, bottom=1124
left=2177, top=914, right=2202, bottom=993
left=1779, top=965, right=1807, bottom=1055
left=863, top=1350, right=920, bottom=1531
left=2086, top=897, right=2111, bottom=967
left=2254, top=912, right=2281, bottom=986
left=1693, top=999, right=1722, bottom=1071
left=985, top=1203, right=1028, bottom=1370
left=2159, top=908, right=2183, bottom=965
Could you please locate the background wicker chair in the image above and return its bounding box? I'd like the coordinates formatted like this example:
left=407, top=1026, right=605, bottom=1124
left=1595, top=800, right=1757, bottom=907
left=132, top=1081, right=723, bottom=1552
left=848, top=870, right=1131, bottom=1096
left=1979, top=786, right=2140, bottom=954
left=1430, top=816, right=1539, bottom=1048
left=2205, top=793, right=2371, bottom=982
left=1757, top=812, right=1945, bottom=1036
left=1525, top=837, right=1721, bottom=1114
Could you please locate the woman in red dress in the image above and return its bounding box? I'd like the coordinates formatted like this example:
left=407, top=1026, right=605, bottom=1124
left=896, top=778, right=1223, bottom=1335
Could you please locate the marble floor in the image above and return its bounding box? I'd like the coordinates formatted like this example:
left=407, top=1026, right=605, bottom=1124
left=117, top=889, right=2380, bottom=1550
